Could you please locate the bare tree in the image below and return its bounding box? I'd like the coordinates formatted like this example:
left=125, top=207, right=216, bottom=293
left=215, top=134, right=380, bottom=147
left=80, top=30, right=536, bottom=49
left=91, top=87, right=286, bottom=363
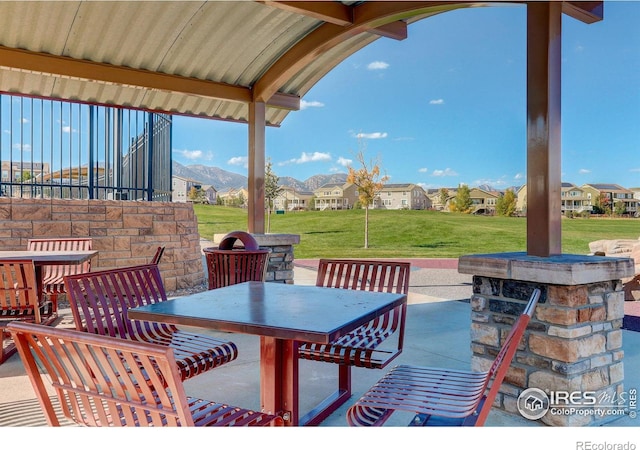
left=347, top=147, right=389, bottom=249
left=264, top=158, right=283, bottom=233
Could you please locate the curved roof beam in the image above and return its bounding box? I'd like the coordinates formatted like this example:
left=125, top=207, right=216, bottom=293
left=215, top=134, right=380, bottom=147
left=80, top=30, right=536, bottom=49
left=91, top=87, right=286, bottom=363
left=253, top=1, right=603, bottom=103
left=252, top=1, right=475, bottom=103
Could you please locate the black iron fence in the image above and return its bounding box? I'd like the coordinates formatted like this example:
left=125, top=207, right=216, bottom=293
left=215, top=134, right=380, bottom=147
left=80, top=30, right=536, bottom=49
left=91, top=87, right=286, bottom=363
left=0, top=94, right=171, bottom=201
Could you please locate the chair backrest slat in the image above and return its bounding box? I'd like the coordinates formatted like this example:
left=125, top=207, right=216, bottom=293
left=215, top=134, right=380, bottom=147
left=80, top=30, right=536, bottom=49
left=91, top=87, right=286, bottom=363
left=27, top=238, right=93, bottom=279
left=316, top=259, right=410, bottom=294
left=204, top=248, right=270, bottom=290
left=65, top=264, right=172, bottom=338
left=0, top=259, right=40, bottom=321
left=8, top=321, right=194, bottom=427
left=474, top=288, right=541, bottom=426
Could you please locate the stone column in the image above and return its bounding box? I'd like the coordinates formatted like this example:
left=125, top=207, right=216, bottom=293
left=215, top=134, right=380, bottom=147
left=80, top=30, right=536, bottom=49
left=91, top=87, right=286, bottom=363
left=459, top=252, right=633, bottom=426
left=213, top=233, right=300, bottom=284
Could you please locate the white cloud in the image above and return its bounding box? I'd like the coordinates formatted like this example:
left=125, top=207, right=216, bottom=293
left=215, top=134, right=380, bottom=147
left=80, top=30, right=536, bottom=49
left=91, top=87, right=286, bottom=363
left=228, top=156, right=248, bottom=167
left=630, top=168, right=640, bottom=173
left=280, top=151, right=332, bottom=166
left=300, top=100, right=325, bottom=110
left=175, top=149, right=204, bottom=160
left=13, top=143, right=31, bottom=152
left=62, top=125, right=78, bottom=133
left=356, top=132, right=388, bottom=140
left=579, top=168, right=591, bottom=174
left=419, top=168, right=428, bottom=173
left=336, top=156, right=352, bottom=167
left=21, top=117, right=29, bottom=124
left=432, top=168, right=458, bottom=177
left=367, top=61, right=389, bottom=70
left=514, top=173, right=524, bottom=180
left=429, top=99, right=444, bottom=105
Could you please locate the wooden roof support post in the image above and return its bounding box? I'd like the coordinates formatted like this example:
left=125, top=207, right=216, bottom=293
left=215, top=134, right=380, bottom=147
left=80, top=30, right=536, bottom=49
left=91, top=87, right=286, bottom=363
left=526, top=2, right=563, bottom=257
left=248, top=101, right=266, bottom=234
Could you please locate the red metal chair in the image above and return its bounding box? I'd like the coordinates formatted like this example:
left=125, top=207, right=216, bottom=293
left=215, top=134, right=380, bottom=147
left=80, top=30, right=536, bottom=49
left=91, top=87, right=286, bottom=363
left=0, top=259, right=56, bottom=364
left=27, top=237, right=93, bottom=313
left=203, top=231, right=270, bottom=290
left=297, top=259, right=411, bottom=425
left=299, top=259, right=411, bottom=368
left=151, top=246, right=165, bottom=265
left=8, top=321, right=283, bottom=427
left=346, top=288, right=541, bottom=427
left=65, top=263, right=238, bottom=381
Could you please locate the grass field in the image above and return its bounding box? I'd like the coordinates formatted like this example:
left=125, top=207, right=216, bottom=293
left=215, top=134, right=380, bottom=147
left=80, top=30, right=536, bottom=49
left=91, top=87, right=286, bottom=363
left=194, top=205, right=640, bottom=259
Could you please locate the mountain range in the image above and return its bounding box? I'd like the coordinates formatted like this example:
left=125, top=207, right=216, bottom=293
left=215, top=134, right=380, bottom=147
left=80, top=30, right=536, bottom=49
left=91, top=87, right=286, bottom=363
left=172, top=162, right=512, bottom=194
left=172, top=161, right=348, bottom=193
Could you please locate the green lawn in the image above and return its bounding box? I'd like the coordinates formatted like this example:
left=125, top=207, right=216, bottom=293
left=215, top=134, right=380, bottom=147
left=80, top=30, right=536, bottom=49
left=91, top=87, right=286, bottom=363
left=194, top=205, right=640, bottom=259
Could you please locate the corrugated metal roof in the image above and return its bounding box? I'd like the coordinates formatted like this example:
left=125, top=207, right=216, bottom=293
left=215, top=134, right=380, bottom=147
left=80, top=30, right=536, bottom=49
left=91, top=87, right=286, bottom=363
left=0, top=1, right=603, bottom=126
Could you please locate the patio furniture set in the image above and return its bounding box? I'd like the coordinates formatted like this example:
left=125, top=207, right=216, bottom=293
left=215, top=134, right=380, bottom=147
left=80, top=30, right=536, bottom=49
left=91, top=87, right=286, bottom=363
left=1, top=232, right=540, bottom=427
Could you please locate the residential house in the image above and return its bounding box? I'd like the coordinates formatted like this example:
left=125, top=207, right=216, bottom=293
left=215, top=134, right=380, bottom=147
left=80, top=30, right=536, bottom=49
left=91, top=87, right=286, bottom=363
left=376, top=183, right=430, bottom=210
left=217, top=187, right=249, bottom=207
left=201, top=185, right=217, bottom=204
left=172, top=175, right=202, bottom=203
left=426, top=188, right=458, bottom=211
left=560, top=183, right=591, bottom=215
left=581, top=183, right=638, bottom=216
left=313, top=182, right=358, bottom=210
left=273, top=186, right=314, bottom=211
left=469, top=187, right=501, bottom=215
left=516, top=185, right=527, bottom=215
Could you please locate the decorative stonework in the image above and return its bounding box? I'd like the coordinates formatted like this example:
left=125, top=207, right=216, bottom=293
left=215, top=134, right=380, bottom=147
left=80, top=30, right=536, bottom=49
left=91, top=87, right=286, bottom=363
left=0, top=197, right=204, bottom=293
left=459, top=252, right=634, bottom=426
left=213, top=233, right=300, bottom=284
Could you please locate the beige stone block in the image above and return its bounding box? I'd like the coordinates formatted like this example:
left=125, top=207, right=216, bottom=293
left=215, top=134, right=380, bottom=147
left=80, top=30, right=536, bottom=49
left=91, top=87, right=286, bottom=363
left=581, top=367, right=609, bottom=391
left=32, top=221, right=71, bottom=236
left=536, top=305, right=577, bottom=326
left=71, top=222, right=90, bottom=236
left=590, top=353, right=613, bottom=368
left=606, top=329, right=623, bottom=351
left=577, top=305, right=606, bottom=323
left=123, top=214, right=153, bottom=228
left=529, top=370, right=582, bottom=392
left=105, top=206, right=123, bottom=220
left=610, top=362, right=624, bottom=384
left=471, top=323, right=499, bottom=347
left=606, top=291, right=625, bottom=321
left=13, top=204, right=51, bottom=221
left=529, top=334, right=606, bottom=363
left=547, top=325, right=592, bottom=338
left=548, top=285, right=588, bottom=307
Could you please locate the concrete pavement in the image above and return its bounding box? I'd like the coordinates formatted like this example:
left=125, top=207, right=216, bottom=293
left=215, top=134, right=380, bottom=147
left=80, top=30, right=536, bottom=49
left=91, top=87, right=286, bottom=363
left=1, top=257, right=639, bottom=432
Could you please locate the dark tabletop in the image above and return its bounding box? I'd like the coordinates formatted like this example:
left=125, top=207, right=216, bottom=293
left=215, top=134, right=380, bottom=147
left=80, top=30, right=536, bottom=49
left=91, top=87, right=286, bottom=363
left=129, top=281, right=407, bottom=344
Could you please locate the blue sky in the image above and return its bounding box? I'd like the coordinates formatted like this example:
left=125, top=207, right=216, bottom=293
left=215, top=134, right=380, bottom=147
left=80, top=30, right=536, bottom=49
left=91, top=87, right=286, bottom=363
left=172, top=1, right=640, bottom=191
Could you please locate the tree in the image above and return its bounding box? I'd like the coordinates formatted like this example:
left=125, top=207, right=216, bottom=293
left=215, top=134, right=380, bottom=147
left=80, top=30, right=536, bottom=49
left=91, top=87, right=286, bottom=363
left=453, top=184, right=473, bottom=213
left=347, top=148, right=389, bottom=249
left=264, top=159, right=283, bottom=233
left=438, top=187, right=449, bottom=210
left=496, top=189, right=517, bottom=217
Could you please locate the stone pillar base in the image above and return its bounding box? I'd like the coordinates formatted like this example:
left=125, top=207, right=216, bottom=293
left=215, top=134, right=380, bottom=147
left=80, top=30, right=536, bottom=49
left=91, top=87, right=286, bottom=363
left=213, top=233, right=300, bottom=284
left=459, top=252, right=634, bottom=426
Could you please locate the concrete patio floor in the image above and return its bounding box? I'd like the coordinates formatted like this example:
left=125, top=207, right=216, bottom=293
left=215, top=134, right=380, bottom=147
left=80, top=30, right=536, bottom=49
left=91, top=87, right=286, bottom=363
left=1, top=255, right=638, bottom=441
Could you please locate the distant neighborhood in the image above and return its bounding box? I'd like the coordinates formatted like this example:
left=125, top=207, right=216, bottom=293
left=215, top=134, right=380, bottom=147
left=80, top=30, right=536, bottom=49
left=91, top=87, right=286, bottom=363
left=172, top=170, right=640, bottom=218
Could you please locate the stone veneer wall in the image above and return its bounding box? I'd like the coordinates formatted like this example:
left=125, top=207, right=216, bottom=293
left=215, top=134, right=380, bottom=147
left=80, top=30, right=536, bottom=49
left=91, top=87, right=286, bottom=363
left=212, top=233, right=300, bottom=284
left=0, top=197, right=204, bottom=292
left=460, top=253, right=634, bottom=426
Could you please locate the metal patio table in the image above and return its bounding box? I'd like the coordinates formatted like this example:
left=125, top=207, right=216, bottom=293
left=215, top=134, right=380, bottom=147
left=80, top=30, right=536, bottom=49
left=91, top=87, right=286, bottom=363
left=128, top=280, right=407, bottom=426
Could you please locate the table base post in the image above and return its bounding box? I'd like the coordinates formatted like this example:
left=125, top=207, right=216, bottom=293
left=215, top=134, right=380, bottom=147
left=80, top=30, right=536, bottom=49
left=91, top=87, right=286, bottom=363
left=260, top=336, right=299, bottom=426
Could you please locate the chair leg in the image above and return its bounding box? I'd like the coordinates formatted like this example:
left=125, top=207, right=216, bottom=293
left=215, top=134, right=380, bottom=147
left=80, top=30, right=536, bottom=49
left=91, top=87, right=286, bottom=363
left=338, top=364, right=351, bottom=397
left=1, top=329, right=17, bottom=365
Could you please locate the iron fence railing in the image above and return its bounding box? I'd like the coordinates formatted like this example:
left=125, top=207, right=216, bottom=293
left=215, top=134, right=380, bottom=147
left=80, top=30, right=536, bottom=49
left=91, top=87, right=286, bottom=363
left=0, top=94, right=171, bottom=201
